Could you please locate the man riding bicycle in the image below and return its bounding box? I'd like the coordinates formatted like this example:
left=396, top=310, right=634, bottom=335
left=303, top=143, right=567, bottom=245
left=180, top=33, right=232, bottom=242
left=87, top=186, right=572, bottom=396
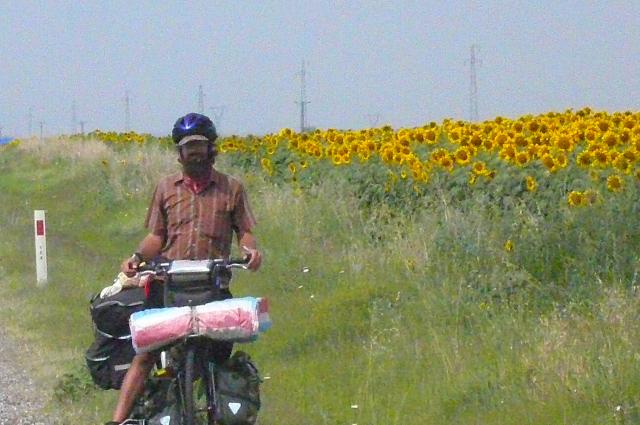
left=106, top=112, right=263, bottom=425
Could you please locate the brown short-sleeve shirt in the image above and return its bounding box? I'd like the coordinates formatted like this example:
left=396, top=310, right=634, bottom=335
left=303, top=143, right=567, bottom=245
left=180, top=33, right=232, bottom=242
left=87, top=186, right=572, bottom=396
left=144, top=169, right=257, bottom=260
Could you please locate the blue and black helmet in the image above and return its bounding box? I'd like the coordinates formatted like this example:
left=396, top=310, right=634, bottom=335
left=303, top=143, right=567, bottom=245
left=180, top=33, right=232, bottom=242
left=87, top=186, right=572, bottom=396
left=172, top=113, right=218, bottom=145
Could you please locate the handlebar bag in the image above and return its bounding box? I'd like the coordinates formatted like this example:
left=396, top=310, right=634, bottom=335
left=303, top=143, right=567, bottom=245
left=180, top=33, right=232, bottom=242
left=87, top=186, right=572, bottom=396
left=164, top=263, right=232, bottom=308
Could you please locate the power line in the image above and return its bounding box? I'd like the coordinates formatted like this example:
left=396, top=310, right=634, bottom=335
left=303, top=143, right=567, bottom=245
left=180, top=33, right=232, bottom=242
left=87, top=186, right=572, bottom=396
left=295, top=61, right=311, bottom=133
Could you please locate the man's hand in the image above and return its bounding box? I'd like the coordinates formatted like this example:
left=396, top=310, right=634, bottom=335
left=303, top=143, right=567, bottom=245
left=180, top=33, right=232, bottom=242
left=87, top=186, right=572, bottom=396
left=242, top=245, right=262, bottom=271
left=121, top=234, right=163, bottom=277
left=121, top=254, right=141, bottom=277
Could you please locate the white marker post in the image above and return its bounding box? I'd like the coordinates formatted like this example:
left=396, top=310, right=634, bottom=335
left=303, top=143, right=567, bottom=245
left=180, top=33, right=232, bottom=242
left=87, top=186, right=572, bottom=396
left=34, top=210, right=48, bottom=287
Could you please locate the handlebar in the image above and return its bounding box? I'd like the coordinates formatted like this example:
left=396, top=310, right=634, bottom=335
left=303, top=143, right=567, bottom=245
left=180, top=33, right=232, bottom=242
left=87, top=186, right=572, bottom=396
left=137, top=256, right=251, bottom=276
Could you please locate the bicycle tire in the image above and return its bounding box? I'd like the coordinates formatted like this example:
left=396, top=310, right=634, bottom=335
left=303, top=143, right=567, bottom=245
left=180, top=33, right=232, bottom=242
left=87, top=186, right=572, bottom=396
left=183, top=345, right=196, bottom=425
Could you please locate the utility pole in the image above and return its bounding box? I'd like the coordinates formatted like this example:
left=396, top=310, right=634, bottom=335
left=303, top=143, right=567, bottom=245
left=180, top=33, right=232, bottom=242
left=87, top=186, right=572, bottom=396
left=209, top=106, right=225, bottom=130
left=124, top=90, right=131, bottom=132
left=39, top=121, right=45, bottom=143
left=71, top=101, right=77, bottom=134
left=79, top=120, right=86, bottom=136
left=198, top=85, right=205, bottom=114
left=28, top=108, right=33, bottom=137
left=295, top=61, right=310, bottom=133
left=468, top=44, right=480, bottom=122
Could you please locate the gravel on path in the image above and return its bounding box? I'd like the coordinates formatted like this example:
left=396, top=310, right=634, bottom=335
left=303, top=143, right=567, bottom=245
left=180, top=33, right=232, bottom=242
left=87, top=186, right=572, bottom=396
left=0, top=331, right=52, bottom=425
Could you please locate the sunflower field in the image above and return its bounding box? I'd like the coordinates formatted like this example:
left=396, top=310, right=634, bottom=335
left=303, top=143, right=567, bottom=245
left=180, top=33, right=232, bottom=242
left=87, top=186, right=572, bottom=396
left=38, top=107, right=639, bottom=215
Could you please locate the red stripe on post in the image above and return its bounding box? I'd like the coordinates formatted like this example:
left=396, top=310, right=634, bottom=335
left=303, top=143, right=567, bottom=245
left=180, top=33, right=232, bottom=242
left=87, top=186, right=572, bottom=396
left=36, top=220, right=45, bottom=236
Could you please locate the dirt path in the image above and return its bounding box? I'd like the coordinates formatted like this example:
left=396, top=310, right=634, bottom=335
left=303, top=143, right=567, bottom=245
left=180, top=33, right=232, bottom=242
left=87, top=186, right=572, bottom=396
left=0, top=331, right=52, bottom=425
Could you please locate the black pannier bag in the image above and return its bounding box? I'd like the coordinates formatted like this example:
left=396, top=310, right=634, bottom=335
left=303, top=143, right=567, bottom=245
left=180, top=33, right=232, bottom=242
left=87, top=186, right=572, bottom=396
left=215, top=351, right=262, bottom=425
left=85, top=287, right=146, bottom=389
left=85, top=333, right=136, bottom=390
left=90, top=286, right=146, bottom=338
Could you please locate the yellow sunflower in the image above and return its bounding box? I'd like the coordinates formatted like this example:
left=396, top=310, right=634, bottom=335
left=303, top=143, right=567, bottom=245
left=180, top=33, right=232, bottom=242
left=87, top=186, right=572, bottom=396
left=576, top=151, right=593, bottom=167
left=598, top=120, right=609, bottom=132
left=567, top=191, right=585, bottom=207
left=612, top=155, right=631, bottom=174
left=515, top=151, right=530, bottom=167
left=430, top=148, right=447, bottom=163
left=472, top=161, right=487, bottom=175
left=260, top=157, right=273, bottom=175
left=454, top=146, right=472, bottom=165
left=440, top=155, right=454, bottom=171
left=514, top=134, right=529, bottom=148
left=603, top=131, right=618, bottom=148
left=541, top=154, right=556, bottom=172
left=607, top=174, right=624, bottom=192
left=499, top=145, right=516, bottom=161
left=425, top=129, right=438, bottom=144
left=555, top=153, right=568, bottom=169
left=593, top=149, right=610, bottom=167
left=622, top=149, right=637, bottom=163
left=469, top=133, right=483, bottom=148
left=504, top=239, right=514, bottom=252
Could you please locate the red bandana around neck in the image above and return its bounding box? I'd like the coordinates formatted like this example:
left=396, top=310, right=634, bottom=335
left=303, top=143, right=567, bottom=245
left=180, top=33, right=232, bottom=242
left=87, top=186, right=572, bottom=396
left=183, top=169, right=212, bottom=194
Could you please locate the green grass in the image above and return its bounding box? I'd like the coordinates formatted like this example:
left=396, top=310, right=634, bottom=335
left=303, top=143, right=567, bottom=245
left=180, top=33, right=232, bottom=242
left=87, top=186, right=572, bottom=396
left=1, top=139, right=640, bottom=424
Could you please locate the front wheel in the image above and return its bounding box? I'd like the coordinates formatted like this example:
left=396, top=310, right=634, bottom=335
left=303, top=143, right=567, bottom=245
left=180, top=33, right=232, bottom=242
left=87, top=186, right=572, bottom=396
left=181, top=344, right=217, bottom=425
left=183, top=346, right=196, bottom=425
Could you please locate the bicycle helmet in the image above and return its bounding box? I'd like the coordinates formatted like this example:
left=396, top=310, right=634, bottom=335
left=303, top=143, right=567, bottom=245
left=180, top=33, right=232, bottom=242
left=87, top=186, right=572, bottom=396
left=172, top=113, right=218, bottom=145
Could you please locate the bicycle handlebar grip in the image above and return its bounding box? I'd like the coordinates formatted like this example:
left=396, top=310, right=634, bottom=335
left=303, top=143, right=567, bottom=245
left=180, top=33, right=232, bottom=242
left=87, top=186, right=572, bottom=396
left=136, top=261, right=153, bottom=272
left=229, top=255, right=251, bottom=264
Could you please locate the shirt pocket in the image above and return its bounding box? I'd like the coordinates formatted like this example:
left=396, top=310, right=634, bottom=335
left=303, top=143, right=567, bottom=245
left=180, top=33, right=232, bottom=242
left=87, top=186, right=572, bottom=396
left=202, top=208, right=232, bottom=238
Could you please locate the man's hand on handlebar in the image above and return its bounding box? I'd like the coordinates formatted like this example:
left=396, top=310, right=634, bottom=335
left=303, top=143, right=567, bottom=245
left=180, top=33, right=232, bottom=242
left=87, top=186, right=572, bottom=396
left=242, top=245, right=262, bottom=271
left=121, top=253, right=142, bottom=277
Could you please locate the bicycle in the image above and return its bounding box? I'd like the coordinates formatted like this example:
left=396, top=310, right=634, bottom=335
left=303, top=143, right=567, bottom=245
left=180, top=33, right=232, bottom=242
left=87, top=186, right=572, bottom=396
left=120, top=256, right=262, bottom=425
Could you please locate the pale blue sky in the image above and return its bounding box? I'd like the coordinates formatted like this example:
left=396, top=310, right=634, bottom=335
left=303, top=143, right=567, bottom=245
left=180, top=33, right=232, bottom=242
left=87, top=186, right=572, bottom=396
left=0, top=1, right=638, bottom=137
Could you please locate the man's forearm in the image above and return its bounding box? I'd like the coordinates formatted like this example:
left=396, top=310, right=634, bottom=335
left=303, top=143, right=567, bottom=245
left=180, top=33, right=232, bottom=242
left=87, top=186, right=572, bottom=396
left=238, top=231, right=257, bottom=250
left=136, top=233, right=164, bottom=260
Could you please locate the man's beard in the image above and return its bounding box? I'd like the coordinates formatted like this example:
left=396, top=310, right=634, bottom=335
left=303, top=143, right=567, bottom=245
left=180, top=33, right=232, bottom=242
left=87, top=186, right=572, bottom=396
left=182, top=157, right=214, bottom=178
